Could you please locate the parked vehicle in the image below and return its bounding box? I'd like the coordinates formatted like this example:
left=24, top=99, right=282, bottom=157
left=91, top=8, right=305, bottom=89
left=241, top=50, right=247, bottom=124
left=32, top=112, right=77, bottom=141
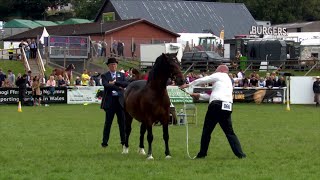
left=181, top=51, right=230, bottom=71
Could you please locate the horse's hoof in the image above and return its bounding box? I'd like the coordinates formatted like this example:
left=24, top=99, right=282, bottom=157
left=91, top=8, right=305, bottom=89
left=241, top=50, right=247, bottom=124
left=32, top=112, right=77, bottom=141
left=146, top=155, right=154, bottom=160
left=165, top=155, right=172, bottom=159
left=138, top=148, right=146, bottom=155
left=122, top=145, right=129, bottom=154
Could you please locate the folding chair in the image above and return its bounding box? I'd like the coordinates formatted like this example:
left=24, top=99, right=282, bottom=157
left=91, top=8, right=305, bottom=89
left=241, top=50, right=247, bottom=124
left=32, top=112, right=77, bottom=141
left=184, top=103, right=197, bottom=125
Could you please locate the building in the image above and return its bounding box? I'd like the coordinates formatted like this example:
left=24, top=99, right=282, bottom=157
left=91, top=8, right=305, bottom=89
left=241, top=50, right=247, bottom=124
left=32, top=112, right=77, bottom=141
left=273, top=21, right=320, bottom=33
left=3, top=18, right=180, bottom=58
left=94, top=0, right=257, bottom=39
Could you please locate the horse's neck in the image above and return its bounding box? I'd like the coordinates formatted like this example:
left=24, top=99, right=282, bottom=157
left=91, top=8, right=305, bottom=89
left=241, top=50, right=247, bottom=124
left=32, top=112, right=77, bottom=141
left=147, top=76, right=168, bottom=90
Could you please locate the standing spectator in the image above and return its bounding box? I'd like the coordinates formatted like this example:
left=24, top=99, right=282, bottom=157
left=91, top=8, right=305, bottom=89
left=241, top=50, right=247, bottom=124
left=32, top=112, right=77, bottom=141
left=32, top=76, right=41, bottom=106
left=100, top=57, right=129, bottom=151
left=131, top=42, right=136, bottom=58
left=38, top=40, right=44, bottom=58
left=8, top=42, right=14, bottom=60
left=24, top=40, right=31, bottom=59
left=180, top=65, right=246, bottom=159
left=112, top=40, right=117, bottom=56
left=7, top=70, right=15, bottom=87
left=313, top=76, right=320, bottom=107
left=18, top=40, right=25, bottom=59
left=0, top=68, right=7, bottom=88
left=81, top=69, right=90, bottom=86
left=29, top=39, right=37, bottom=59
left=101, top=40, right=107, bottom=57
left=26, top=70, right=32, bottom=87
left=117, top=40, right=124, bottom=57
left=15, top=74, right=28, bottom=105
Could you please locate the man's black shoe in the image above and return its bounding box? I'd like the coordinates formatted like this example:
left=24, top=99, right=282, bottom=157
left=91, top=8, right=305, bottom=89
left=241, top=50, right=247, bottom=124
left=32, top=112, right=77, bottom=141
left=193, top=153, right=206, bottom=159
left=101, top=143, right=108, bottom=148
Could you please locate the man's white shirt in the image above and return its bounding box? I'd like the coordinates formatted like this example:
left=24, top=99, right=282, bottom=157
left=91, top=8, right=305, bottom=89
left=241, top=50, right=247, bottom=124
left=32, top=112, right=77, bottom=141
left=188, top=72, right=233, bottom=103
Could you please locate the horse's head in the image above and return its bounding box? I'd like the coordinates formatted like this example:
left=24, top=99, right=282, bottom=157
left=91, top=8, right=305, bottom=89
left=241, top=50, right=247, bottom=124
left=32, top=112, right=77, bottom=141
left=67, top=64, right=75, bottom=71
left=162, top=52, right=184, bottom=86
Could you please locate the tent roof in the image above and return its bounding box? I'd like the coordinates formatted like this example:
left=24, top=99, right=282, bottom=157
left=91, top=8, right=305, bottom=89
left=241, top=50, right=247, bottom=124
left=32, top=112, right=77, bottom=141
left=3, top=19, right=42, bottom=29
left=61, top=18, right=93, bottom=25
left=34, top=20, right=58, bottom=26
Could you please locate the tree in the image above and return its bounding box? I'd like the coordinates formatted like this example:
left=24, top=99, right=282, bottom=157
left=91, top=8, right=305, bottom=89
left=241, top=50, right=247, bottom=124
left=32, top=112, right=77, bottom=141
left=71, top=0, right=104, bottom=20
left=0, top=0, right=69, bottom=21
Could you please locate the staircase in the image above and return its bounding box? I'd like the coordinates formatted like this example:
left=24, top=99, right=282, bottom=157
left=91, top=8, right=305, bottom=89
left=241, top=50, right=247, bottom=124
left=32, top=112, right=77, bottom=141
left=28, top=58, right=41, bottom=76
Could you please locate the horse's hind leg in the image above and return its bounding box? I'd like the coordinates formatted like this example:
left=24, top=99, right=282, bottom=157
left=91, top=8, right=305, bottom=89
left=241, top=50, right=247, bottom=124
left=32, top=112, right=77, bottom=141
left=146, top=126, right=154, bottom=160
left=163, top=124, right=171, bottom=158
left=138, top=123, right=146, bottom=155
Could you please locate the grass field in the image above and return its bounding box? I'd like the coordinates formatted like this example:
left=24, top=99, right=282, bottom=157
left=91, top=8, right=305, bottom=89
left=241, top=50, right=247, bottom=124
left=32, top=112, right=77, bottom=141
left=0, top=103, right=319, bottom=179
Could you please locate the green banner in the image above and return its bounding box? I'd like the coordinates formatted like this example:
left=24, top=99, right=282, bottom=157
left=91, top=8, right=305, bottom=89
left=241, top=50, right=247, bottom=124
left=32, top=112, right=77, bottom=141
left=167, top=86, right=193, bottom=103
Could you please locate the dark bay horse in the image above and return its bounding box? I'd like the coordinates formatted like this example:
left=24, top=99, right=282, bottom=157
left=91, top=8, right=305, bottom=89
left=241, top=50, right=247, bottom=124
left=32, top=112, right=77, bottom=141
left=124, top=53, right=184, bottom=159
left=53, top=64, right=75, bottom=82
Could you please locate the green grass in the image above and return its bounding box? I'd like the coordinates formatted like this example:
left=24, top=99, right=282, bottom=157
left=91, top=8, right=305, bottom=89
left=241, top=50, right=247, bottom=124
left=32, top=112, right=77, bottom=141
left=0, top=103, right=319, bottom=179
left=0, top=60, right=26, bottom=75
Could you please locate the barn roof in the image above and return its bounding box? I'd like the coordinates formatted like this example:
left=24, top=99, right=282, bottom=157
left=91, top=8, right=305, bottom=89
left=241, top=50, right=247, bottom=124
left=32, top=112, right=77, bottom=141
left=3, top=19, right=180, bottom=41
left=95, top=0, right=257, bottom=39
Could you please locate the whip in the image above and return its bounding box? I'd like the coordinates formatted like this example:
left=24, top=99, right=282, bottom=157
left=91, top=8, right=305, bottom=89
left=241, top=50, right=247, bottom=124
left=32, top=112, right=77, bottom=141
left=179, top=88, right=197, bottom=159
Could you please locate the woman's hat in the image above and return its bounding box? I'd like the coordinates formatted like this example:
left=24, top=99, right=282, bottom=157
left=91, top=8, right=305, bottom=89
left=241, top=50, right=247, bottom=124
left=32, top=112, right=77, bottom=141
left=316, top=76, right=320, bottom=79
left=106, top=57, right=118, bottom=65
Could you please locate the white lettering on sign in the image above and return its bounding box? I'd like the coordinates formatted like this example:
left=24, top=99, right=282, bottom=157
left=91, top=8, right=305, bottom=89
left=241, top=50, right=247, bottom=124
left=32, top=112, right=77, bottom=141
left=249, top=26, right=287, bottom=36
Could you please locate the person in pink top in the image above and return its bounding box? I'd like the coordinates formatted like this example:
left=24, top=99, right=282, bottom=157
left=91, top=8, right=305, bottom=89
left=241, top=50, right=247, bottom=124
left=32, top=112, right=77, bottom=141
left=46, top=75, right=56, bottom=95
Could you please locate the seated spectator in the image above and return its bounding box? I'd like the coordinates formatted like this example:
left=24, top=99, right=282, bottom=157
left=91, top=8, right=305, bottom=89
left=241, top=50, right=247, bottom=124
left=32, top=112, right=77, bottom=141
left=74, top=76, right=82, bottom=86
left=0, top=68, right=7, bottom=88
left=39, top=74, right=46, bottom=87
left=2, top=78, right=13, bottom=88
left=276, top=76, right=286, bottom=87
left=57, top=75, right=67, bottom=87
left=250, top=76, right=258, bottom=87
left=265, top=76, right=274, bottom=89
left=81, top=69, right=90, bottom=86
left=46, top=75, right=56, bottom=95
left=92, top=72, right=101, bottom=86
left=242, top=76, right=250, bottom=88
left=258, top=77, right=266, bottom=87
left=89, top=77, right=96, bottom=86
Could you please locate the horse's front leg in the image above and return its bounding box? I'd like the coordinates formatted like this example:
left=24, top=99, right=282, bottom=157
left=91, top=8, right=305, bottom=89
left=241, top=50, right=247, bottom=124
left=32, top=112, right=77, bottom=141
left=138, top=123, right=146, bottom=155
left=163, top=123, right=171, bottom=158
left=123, top=111, right=132, bottom=154
left=146, top=125, right=154, bottom=160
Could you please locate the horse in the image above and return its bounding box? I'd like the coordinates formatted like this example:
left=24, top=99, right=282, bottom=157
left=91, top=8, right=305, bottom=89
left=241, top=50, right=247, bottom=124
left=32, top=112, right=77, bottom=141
left=53, top=64, right=75, bottom=83
left=124, top=52, right=185, bottom=159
